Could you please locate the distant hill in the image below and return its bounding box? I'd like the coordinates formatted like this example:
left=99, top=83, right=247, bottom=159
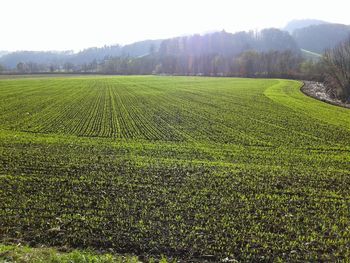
left=122, top=40, right=163, bottom=57
left=70, top=39, right=163, bottom=65
left=293, top=23, right=350, bottom=53
left=0, top=39, right=162, bottom=69
left=0, top=51, right=72, bottom=69
left=0, top=29, right=300, bottom=69
left=159, top=29, right=300, bottom=57
left=0, top=51, right=8, bottom=58
left=284, top=19, right=329, bottom=33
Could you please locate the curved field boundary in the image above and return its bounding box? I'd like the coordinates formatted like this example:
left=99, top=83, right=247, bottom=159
left=264, top=80, right=350, bottom=131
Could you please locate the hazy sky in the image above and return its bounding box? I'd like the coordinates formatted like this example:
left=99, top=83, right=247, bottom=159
left=1, top=0, right=349, bottom=51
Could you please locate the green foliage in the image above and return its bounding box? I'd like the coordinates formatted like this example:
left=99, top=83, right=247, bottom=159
left=0, top=76, right=350, bottom=261
left=0, top=244, right=140, bottom=262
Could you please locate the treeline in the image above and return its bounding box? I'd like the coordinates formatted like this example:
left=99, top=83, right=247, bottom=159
left=152, top=50, right=304, bottom=78
left=1, top=50, right=320, bottom=81
left=1, top=28, right=348, bottom=85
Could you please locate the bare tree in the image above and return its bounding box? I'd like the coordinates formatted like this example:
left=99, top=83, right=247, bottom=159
left=63, top=62, right=74, bottom=72
left=323, top=38, right=350, bottom=102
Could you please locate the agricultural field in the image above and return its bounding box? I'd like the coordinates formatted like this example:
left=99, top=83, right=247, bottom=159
left=0, top=76, right=350, bottom=262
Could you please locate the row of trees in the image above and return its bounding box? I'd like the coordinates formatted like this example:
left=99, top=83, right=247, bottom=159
left=151, top=50, right=303, bottom=78
left=0, top=50, right=319, bottom=79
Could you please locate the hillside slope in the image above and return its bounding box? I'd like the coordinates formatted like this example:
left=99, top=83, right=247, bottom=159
left=284, top=19, right=329, bottom=33
left=293, top=23, right=350, bottom=53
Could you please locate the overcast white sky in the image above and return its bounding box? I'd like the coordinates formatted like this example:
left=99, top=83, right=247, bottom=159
left=1, top=0, right=349, bottom=51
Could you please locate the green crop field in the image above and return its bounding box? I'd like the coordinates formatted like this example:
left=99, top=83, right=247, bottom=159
left=0, top=76, right=350, bottom=262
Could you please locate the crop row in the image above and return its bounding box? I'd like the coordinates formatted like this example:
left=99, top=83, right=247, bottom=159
left=0, top=77, right=348, bottom=147
left=0, top=76, right=350, bottom=261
